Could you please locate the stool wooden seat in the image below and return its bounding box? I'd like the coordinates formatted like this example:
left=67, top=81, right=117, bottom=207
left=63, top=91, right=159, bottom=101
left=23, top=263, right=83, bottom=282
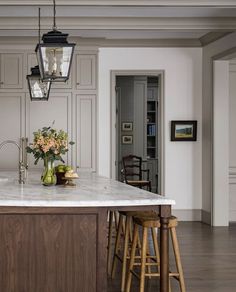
left=111, top=210, right=157, bottom=291
left=126, top=215, right=186, bottom=292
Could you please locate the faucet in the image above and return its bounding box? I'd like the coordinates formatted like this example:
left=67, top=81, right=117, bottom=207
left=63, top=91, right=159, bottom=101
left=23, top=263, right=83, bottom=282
left=0, top=138, right=28, bottom=184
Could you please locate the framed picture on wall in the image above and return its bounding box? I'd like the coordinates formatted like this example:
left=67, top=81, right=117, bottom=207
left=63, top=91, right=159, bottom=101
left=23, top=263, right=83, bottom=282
left=171, top=120, right=197, bottom=141
left=122, top=135, right=133, bottom=144
left=122, top=122, right=133, bottom=131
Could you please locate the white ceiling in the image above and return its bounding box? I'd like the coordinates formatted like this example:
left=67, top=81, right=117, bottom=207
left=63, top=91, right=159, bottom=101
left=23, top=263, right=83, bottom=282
left=0, top=3, right=235, bottom=46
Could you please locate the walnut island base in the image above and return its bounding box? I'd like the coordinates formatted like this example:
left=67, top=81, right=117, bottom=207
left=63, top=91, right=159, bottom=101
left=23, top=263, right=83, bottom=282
left=0, top=172, right=175, bottom=292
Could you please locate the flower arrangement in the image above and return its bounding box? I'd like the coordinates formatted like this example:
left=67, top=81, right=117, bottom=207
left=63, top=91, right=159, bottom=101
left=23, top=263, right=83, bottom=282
left=26, top=123, right=74, bottom=165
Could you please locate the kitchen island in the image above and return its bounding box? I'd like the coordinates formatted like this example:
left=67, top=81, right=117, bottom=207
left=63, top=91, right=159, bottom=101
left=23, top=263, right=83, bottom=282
left=0, top=172, right=175, bottom=292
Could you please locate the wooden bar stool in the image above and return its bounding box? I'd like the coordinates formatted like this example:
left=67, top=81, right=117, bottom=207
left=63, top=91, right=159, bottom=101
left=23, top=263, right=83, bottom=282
left=111, top=210, right=156, bottom=291
left=126, top=215, right=186, bottom=292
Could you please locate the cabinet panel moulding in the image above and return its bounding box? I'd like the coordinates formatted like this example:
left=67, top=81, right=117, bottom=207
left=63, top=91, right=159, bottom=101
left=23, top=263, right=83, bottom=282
left=76, top=95, right=96, bottom=171
left=0, top=93, right=25, bottom=169
left=26, top=93, right=73, bottom=168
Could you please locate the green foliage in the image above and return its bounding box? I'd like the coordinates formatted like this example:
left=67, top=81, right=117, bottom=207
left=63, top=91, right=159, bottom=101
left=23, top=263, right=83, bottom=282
left=26, top=124, right=75, bottom=165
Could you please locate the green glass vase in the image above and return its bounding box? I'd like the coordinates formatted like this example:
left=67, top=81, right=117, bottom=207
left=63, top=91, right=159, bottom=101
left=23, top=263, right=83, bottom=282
left=41, top=157, right=57, bottom=186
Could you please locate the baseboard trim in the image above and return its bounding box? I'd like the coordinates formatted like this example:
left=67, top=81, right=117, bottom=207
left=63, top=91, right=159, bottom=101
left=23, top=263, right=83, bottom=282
left=201, top=210, right=211, bottom=225
left=172, top=209, right=201, bottom=221
left=229, top=210, right=236, bottom=222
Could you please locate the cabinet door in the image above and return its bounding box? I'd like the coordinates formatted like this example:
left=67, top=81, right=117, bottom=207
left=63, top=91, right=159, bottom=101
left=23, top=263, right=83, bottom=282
left=76, top=95, right=96, bottom=171
left=26, top=92, right=73, bottom=168
left=76, top=55, right=96, bottom=90
left=0, top=93, right=25, bottom=169
left=0, top=53, right=23, bottom=89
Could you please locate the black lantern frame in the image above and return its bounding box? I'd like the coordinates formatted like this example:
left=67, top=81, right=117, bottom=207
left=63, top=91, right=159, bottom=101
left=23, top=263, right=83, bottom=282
left=35, top=0, right=75, bottom=82
left=27, top=65, right=51, bottom=101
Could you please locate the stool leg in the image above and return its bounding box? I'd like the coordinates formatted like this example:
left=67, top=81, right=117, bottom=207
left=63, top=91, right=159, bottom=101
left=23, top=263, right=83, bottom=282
left=170, top=227, right=186, bottom=292
left=146, top=237, right=152, bottom=279
left=121, top=215, right=132, bottom=291
left=126, top=224, right=139, bottom=292
left=111, top=214, right=124, bottom=279
left=140, top=227, right=148, bottom=292
left=151, top=227, right=160, bottom=273
left=114, top=211, right=119, bottom=230
left=107, top=210, right=114, bottom=276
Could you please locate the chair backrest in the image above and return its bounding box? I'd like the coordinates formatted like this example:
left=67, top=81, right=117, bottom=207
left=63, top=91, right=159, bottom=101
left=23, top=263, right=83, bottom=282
left=122, top=155, right=142, bottom=182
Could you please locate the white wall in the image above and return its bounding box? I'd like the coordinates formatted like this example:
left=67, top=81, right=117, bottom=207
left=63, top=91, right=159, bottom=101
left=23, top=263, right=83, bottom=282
left=98, top=47, right=202, bottom=211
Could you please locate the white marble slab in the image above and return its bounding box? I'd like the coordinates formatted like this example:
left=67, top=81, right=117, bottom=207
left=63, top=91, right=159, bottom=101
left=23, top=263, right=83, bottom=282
left=0, top=171, right=175, bottom=207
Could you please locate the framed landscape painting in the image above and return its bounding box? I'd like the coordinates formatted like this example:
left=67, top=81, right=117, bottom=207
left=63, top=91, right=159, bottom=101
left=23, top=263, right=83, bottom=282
left=171, top=120, right=197, bottom=141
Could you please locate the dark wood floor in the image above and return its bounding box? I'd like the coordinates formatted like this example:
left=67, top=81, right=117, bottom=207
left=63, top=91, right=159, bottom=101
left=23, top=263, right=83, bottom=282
left=107, top=222, right=236, bottom=292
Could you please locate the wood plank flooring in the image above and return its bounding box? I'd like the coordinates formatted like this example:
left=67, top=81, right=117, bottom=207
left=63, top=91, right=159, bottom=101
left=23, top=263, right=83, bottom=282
left=107, top=222, right=236, bottom=292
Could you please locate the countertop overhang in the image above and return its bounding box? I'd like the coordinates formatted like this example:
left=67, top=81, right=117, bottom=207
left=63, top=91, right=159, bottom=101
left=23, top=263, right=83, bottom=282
left=0, top=171, right=175, bottom=207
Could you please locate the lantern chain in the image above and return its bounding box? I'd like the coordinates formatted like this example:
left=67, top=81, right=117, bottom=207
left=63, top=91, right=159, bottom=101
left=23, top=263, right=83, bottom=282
left=53, top=0, right=57, bottom=31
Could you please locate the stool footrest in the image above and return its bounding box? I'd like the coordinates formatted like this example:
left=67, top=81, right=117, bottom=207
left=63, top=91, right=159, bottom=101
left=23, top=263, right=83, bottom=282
left=145, top=273, right=160, bottom=277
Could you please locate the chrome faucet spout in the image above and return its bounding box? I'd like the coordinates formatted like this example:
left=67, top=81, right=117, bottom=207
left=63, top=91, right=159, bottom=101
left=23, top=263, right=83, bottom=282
left=0, top=139, right=28, bottom=184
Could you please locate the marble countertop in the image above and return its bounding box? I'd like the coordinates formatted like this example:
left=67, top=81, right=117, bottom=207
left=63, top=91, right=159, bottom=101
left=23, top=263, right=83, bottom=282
left=0, top=171, right=175, bottom=207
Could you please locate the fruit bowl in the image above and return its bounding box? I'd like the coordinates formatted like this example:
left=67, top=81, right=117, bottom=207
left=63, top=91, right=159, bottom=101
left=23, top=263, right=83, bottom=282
left=55, top=165, right=74, bottom=185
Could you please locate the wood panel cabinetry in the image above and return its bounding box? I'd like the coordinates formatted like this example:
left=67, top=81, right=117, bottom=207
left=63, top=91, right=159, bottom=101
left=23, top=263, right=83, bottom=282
left=0, top=207, right=106, bottom=292
left=0, top=93, right=25, bottom=169
left=76, top=95, right=96, bottom=171
left=0, top=48, right=98, bottom=172
left=0, top=53, right=23, bottom=89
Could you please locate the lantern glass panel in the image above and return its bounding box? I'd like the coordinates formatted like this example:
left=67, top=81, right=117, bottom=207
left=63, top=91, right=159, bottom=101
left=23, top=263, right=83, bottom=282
left=28, top=77, right=50, bottom=100
left=38, top=45, right=73, bottom=81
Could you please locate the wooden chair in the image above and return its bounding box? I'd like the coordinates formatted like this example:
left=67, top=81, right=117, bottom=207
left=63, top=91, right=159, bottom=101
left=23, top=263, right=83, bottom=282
left=122, top=155, right=151, bottom=192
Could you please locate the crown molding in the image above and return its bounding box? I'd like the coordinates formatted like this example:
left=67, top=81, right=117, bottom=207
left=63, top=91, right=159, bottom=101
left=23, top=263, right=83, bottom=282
left=100, top=38, right=202, bottom=47
left=0, top=36, right=201, bottom=48
left=199, top=31, right=234, bottom=46
left=0, top=17, right=235, bottom=30
left=0, top=1, right=235, bottom=6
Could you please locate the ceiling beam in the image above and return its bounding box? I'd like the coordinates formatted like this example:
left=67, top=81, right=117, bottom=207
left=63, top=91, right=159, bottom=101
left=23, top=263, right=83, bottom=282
left=0, top=17, right=235, bottom=30
left=0, top=1, right=235, bottom=6
left=0, top=35, right=202, bottom=47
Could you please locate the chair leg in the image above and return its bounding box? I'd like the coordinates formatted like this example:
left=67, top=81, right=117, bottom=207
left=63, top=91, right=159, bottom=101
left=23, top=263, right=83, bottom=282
left=126, top=224, right=139, bottom=292
left=170, top=227, right=186, bottom=292
left=148, top=182, right=152, bottom=192
left=111, top=214, right=124, bottom=279
left=121, top=215, right=132, bottom=291
left=140, top=227, right=148, bottom=292
left=107, top=210, right=114, bottom=276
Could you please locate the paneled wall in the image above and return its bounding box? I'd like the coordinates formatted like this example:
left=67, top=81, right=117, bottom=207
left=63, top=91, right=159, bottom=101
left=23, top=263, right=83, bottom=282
left=0, top=47, right=98, bottom=172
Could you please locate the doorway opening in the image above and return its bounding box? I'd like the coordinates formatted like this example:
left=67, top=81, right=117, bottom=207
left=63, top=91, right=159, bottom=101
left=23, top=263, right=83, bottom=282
left=111, top=71, right=164, bottom=195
